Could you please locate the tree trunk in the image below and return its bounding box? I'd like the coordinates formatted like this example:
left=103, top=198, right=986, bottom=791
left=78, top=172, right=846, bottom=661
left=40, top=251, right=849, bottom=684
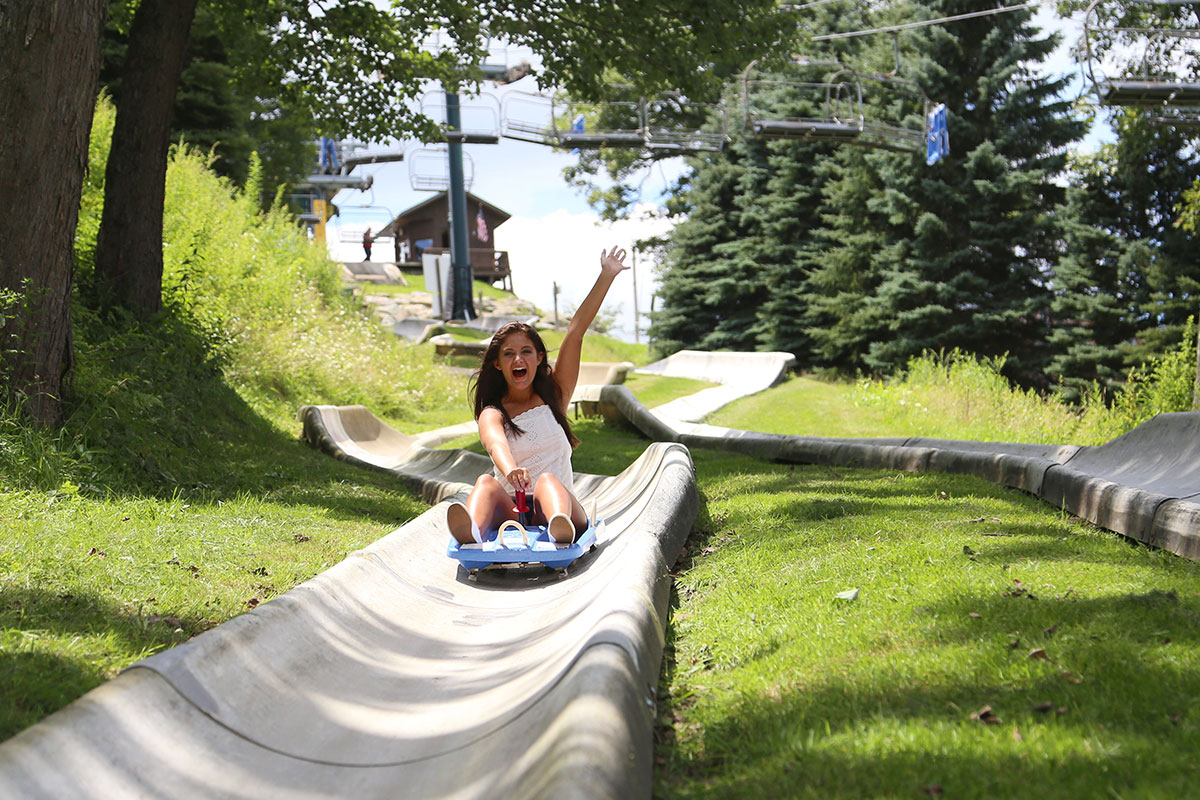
left=94, top=0, right=198, bottom=317
left=0, top=1, right=107, bottom=424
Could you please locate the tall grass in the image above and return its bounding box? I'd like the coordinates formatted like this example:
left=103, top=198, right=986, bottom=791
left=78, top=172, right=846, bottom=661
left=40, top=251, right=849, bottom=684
left=852, top=322, right=1198, bottom=446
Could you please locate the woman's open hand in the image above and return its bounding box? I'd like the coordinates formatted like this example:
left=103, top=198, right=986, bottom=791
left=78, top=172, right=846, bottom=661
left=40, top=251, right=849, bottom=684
left=599, top=245, right=629, bottom=277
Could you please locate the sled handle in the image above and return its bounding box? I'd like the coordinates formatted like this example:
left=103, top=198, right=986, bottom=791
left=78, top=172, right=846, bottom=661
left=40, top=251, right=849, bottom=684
left=497, top=519, right=530, bottom=548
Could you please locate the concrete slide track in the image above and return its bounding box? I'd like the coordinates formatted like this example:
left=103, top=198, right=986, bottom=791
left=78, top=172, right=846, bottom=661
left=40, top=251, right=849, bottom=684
left=0, top=420, right=699, bottom=798
left=583, top=372, right=1200, bottom=561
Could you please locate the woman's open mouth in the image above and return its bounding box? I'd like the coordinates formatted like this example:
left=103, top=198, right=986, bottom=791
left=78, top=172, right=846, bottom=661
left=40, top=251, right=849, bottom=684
left=512, top=366, right=528, bottom=379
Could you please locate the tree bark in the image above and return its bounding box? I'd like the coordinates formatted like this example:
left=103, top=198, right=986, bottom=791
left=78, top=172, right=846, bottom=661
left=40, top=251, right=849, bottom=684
left=0, top=1, right=107, bottom=424
left=95, top=0, right=198, bottom=317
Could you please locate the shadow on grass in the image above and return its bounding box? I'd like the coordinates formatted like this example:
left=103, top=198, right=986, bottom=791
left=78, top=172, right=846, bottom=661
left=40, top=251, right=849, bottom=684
left=657, top=581, right=1200, bottom=797
left=0, top=585, right=204, bottom=740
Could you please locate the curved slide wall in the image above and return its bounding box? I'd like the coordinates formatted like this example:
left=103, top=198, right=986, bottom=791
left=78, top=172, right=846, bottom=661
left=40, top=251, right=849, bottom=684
left=592, top=385, right=1200, bottom=561
left=0, top=411, right=698, bottom=798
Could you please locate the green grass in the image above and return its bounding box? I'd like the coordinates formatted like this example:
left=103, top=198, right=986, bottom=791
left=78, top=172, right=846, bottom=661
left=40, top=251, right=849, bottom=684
left=558, top=416, right=1200, bottom=799
left=707, top=375, right=896, bottom=437
left=654, top=451, right=1200, bottom=798
left=624, top=373, right=719, bottom=408
left=355, top=272, right=514, bottom=301
left=710, top=370, right=1120, bottom=445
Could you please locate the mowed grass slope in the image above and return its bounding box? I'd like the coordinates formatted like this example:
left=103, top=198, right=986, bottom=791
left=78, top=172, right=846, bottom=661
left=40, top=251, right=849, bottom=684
left=565, top=405, right=1200, bottom=798
left=655, top=452, right=1200, bottom=798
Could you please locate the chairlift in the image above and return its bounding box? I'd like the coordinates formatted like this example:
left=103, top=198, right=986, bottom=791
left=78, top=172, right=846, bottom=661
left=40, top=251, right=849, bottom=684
left=643, top=92, right=728, bottom=152
left=742, top=58, right=866, bottom=142
left=1082, top=0, right=1200, bottom=126
left=407, top=146, right=475, bottom=192
left=316, top=138, right=406, bottom=174
left=339, top=142, right=406, bottom=170
left=741, top=57, right=932, bottom=154
left=420, top=92, right=502, bottom=144
left=550, top=92, right=647, bottom=148
left=336, top=205, right=395, bottom=244
left=499, top=90, right=557, bottom=144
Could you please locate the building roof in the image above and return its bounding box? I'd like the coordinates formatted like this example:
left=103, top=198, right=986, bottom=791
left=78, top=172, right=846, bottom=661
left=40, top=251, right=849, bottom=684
left=383, top=191, right=511, bottom=238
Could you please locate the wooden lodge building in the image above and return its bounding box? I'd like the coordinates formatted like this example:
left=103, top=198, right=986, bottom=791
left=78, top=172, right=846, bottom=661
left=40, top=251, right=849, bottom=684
left=379, top=191, right=513, bottom=290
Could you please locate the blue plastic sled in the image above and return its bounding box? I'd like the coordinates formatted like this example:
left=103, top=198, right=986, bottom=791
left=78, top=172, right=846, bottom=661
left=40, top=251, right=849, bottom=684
left=447, top=518, right=603, bottom=580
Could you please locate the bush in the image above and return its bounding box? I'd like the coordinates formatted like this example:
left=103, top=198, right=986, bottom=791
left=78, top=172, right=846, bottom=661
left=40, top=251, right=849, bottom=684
left=1110, top=316, right=1198, bottom=430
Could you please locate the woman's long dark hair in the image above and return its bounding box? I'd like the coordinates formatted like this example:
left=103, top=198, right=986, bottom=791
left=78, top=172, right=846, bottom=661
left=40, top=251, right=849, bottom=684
left=471, top=321, right=580, bottom=448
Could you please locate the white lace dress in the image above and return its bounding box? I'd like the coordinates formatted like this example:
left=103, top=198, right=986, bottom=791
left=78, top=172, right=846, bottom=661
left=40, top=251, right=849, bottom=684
left=493, top=404, right=575, bottom=495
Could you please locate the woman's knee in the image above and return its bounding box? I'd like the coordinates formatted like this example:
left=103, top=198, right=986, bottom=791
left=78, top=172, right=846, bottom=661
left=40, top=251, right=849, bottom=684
left=472, top=473, right=505, bottom=495
left=533, top=473, right=566, bottom=496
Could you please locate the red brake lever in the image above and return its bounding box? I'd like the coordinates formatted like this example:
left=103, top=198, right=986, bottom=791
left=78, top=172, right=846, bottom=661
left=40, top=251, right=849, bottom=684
left=514, top=489, right=530, bottom=526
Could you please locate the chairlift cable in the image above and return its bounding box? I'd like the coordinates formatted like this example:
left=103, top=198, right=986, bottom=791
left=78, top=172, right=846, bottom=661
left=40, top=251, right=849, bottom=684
left=809, top=1, right=1040, bottom=41
left=782, top=0, right=847, bottom=12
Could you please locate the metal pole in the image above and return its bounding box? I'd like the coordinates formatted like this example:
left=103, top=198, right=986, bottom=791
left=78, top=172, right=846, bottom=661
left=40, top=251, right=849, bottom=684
left=445, top=89, right=474, bottom=321
left=631, top=246, right=639, bottom=344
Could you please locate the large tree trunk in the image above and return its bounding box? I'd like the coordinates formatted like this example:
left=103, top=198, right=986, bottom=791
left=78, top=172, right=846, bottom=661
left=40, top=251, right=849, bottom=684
left=95, top=0, right=198, bottom=317
left=0, top=1, right=107, bottom=424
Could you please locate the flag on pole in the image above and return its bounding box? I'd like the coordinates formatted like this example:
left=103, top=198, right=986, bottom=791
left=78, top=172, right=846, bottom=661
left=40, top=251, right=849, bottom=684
left=475, top=205, right=489, bottom=243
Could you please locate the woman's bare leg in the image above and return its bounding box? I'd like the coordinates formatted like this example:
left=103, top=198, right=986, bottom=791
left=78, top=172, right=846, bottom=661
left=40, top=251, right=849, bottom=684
left=448, top=474, right=516, bottom=544
left=532, top=474, right=588, bottom=542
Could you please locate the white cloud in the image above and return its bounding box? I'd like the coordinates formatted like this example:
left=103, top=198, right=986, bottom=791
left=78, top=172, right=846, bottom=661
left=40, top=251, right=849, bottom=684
left=496, top=203, right=674, bottom=342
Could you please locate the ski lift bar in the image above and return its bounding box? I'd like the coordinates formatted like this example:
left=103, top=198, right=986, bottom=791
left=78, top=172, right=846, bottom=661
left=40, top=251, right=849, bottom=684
left=1083, top=0, right=1200, bottom=120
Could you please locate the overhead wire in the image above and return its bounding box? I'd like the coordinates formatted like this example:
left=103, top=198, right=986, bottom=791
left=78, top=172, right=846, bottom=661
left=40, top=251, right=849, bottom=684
left=809, top=1, right=1042, bottom=41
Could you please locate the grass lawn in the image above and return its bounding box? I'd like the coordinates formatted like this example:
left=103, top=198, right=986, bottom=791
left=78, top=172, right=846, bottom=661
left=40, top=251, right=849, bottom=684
left=624, top=374, right=719, bottom=408
left=354, top=273, right=513, bottom=301
left=563, top=414, right=1200, bottom=798
left=709, top=372, right=1120, bottom=446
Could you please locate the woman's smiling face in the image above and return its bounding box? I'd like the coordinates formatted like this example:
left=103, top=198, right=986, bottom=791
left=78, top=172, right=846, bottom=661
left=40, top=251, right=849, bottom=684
left=495, top=331, right=543, bottom=388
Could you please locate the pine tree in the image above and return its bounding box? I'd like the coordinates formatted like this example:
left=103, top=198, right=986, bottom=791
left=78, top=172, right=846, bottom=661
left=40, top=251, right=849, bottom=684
left=648, top=141, right=774, bottom=357
left=1047, top=109, right=1200, bottom=398
left=862, top=0, right=1086, bottom=386
left=801, top=148, right=899, bottom=373
left=1045, top=148, right=1141, bottom=401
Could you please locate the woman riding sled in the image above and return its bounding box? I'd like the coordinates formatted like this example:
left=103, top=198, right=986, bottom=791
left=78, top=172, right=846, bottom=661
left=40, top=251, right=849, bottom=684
left=447, top=245, right=629, bottom=545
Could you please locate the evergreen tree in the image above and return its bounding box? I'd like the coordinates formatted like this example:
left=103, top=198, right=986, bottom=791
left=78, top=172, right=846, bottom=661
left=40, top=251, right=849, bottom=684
left=750, top=137, right=839, bottom=360
left=649, top=140, right=774, bottom=357
left=1045, top=147, right=1142, bottom=401
left=861, top=0, right=1085, bottom=386
left=801, top=147, right=899, bottom=373
left=1047, top=109, right=1200, bottom=398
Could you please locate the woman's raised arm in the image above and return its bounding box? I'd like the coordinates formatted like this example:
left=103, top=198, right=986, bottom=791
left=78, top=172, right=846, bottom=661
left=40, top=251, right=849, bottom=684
left=552, top=246, right=629, bottom=405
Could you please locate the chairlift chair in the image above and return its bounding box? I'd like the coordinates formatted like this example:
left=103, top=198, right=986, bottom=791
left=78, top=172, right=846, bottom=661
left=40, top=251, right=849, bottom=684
left=420, top=91, right=502, bottom=144
left=339, top=143, right=407, bottom=170
left=643, top=92, right=729, bottom=152
left=741, top=58, right=866, bottom=142
left=550, top=92, right=647, bottom=148
left=408, top=146, right=476, bottom=192
left=742, top=57, right=934, bottom=154
left=1083, top=0, right=1200, bottom=125
left=499, top=90, right=557, bottom=145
